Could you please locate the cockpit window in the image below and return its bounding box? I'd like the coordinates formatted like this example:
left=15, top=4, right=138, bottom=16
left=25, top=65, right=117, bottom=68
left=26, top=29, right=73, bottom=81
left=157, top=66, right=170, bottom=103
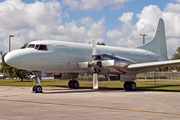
left=27, top=44, right=35, bottom=48
left=35, top=44, right=39, bottom=49
left=38, top=44, right=48, bottom=51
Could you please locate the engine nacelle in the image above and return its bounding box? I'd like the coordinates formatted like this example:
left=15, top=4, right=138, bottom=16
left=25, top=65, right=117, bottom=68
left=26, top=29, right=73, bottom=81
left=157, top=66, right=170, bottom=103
left=54, top=73, right=79, bottom=80
left=108, top=74, right=136, bottom=81
left=99, top=54, right=136, bottom=74
left=120, top=74, right=136, bottom=82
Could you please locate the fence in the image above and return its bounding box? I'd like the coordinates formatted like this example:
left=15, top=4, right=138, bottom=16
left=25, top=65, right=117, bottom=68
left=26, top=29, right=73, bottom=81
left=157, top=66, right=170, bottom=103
left=137, top=71, right=180, bottom=80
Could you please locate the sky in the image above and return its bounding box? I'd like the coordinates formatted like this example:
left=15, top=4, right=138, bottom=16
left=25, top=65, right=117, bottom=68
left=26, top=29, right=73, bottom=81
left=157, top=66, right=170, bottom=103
left=0, top=0, right=180, bottom=58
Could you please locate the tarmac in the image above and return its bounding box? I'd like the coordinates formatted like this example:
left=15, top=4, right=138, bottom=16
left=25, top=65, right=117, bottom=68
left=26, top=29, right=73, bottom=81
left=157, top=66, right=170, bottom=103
left=0, top=86, right=180, bottom=120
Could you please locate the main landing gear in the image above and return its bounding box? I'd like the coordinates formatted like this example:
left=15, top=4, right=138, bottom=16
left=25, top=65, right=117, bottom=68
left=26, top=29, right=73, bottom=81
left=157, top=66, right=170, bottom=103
left=68, top=80, right=79, bottom=89
left=32, top=85, right=43, bottom=93
left=32, top=71, right=43, bottom=93
left=123, top=81, right=136, bottom=91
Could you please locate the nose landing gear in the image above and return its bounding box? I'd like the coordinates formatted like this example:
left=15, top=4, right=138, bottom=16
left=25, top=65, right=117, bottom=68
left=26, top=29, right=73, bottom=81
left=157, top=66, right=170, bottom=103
left=32, top=71, right=43, bottom=93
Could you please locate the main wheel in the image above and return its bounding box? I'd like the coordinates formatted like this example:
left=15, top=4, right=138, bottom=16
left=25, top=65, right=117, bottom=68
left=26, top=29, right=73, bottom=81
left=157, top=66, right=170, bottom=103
left=124, top=82, right=130, bottom=91
left=68, top=80, right=73, bottom=89
left=73, top=81, right=79, bottom=89
left=32, top=85, right=36, bottom=92
left=35, top=85, right=43, bottom=93
left=130, top=82, right=136, bottom=91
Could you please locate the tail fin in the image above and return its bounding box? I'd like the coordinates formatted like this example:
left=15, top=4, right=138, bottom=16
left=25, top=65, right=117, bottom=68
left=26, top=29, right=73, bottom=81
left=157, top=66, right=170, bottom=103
left=137, top=18, right=168, bottom=59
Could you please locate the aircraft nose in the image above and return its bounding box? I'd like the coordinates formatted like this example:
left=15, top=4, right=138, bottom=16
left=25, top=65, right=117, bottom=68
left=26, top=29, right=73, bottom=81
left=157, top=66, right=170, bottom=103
left=4, top=50, right=21, bottom=67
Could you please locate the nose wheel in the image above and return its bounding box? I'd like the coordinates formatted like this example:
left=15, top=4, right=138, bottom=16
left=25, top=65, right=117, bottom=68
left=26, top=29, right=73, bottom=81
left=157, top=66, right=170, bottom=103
left=124, top=81, right=136, bottom=91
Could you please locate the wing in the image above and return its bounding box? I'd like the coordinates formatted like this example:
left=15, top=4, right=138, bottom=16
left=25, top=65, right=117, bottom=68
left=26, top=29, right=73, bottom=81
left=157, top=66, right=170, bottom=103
left=78, top=54, right=180, bottom=75
left=126, top=59, right=180, bottom=72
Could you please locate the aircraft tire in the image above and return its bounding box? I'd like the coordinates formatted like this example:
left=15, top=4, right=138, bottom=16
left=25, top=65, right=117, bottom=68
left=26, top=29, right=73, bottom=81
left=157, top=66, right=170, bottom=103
left=124, top=82, right=130, bottom=91
left=68, top=80, right=73, bottom=89
left=130, top=82, right=136, bottom=91
left=68, top=80, right=79, bottom=89
left=32, top=85, right=36, bottom=92
left=35, top=85, right=43, bottom=93
left=68, top=80, right=71, bottom=88
left=73, top=80, right=79, bottom=89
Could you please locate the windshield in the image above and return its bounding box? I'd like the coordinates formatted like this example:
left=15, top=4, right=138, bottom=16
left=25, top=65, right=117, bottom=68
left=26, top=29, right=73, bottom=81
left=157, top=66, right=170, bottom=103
left=26, top=44, right=48, bottom=51
left=35, top=45, right=39, bottom=49
left=38, top=45, right=48, bottom=51
left=27, top=44, right=35, bottom=48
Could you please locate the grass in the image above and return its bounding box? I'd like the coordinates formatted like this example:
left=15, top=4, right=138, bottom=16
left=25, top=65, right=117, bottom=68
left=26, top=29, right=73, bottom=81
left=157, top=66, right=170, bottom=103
left=0, top=79, right=180, bottom=91
left=135, top=79, right=180, bottom=91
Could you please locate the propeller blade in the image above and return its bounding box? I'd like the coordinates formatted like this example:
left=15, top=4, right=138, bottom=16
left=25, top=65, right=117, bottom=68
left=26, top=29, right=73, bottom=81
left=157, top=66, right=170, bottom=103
left=93, top=73, right=98, bottom=89
left=92, top=40, right=97, bottom=61
left=91, top=40, right=98, bottom=89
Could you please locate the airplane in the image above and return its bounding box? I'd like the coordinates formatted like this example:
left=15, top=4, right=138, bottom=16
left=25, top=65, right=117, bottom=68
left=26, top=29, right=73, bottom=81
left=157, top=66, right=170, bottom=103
left=4, top=18, right=180, bottom=93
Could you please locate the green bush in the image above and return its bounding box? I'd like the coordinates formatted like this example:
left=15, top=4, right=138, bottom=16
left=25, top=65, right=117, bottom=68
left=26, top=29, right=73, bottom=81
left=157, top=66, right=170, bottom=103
left=137, top=76, right=145, bottom=79
left=137, top=75, right=167, bottom=79
left=159, top=75, right=168, bottom=79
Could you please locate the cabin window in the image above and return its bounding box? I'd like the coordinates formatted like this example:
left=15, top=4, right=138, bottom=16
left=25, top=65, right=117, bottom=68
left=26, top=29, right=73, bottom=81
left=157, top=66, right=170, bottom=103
left=35, top=45, right=39, bottom=49
left=27, top=44, right=35, bottom=48
left=38, top=44, right=48, bottom=51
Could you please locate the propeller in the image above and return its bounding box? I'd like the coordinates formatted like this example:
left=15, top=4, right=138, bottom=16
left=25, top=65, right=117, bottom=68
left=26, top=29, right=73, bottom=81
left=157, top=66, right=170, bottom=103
left=92, top=40, right=98, bottom=89
left=77, top=40, right=115, bottom=89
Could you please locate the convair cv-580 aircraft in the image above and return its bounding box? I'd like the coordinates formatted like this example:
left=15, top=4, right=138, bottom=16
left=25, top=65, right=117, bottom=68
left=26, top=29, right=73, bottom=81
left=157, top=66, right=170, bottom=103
left=4, top=18, right=180, bottom=93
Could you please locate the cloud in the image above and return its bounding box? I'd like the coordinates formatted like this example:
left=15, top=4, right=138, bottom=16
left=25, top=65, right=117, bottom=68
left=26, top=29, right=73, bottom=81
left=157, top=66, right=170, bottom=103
left=0, top=0, right=106, bottom=54
left=64, top=11, right=69, bottom=18
left=55, top=17, right=105, bottom=43
left=107, top=12, right=138, bottom=47
left=118, top=12, right=134, bottom=24
left=0, top=0, right=61, bottom=31
left=24, top=0, right=62, bottom=25
left=78, top=16, right=94, bottom=26
left=62, top=0, right=133, bottom=10
left=107, top=29, right=122, bottom=39
left=166, top=38, right=180, bottom=58
left=164, top=3, right=180, bottom=12
left=0, top=0, right=63, bottom=53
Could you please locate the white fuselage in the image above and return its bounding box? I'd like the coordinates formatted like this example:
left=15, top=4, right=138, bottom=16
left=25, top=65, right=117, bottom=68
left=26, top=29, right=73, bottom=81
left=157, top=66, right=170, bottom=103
left=5, top=40, right=167, bottom=74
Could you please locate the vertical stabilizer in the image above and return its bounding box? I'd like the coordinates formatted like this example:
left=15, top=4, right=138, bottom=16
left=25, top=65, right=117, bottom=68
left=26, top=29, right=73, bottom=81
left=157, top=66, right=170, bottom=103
left=137, top=18, right=168, bottom=59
